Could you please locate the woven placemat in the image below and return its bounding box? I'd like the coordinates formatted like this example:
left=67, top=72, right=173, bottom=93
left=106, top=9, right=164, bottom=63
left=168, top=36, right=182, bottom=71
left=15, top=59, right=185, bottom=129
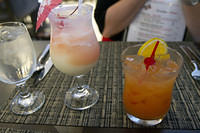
left=0, top=42, right=200, bottom=129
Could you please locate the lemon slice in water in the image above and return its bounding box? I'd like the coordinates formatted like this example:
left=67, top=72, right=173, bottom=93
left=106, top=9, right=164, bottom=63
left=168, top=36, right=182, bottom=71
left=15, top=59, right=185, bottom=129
left=138, top=38, right=170, bottom=60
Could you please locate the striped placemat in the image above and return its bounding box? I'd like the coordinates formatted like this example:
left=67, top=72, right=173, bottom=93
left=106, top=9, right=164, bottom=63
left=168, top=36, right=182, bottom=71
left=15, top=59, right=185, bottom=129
left=0, top=41, right=200, bottom=129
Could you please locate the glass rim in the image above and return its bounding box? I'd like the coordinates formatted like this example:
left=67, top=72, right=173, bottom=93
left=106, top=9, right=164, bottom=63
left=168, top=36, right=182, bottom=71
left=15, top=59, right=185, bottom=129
left=49, top=4, right=93, bottom=19
left=0, top=21, right=26, bottom=27
left=121, top=44, right=183, bottom=66
left=122, top=44, right=183, bottom=56
left=0, top=22, right=28, bottom=32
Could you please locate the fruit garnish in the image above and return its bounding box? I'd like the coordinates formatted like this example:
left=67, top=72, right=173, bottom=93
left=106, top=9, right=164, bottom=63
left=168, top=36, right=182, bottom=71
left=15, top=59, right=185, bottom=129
left=137, top=38, right=169, bottom=70
left=138, top=38, right=168, bottom=58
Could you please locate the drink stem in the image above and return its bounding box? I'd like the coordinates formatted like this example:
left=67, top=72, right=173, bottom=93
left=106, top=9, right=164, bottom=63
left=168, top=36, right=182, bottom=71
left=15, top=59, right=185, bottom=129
left=16, top=82, right=30, bottom=98
left=75, top=75, right=85, bottom=91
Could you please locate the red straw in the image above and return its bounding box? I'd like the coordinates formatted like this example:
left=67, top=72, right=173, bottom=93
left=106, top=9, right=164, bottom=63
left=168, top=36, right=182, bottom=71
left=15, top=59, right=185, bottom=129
left=144, top=41, right=159, bottom=70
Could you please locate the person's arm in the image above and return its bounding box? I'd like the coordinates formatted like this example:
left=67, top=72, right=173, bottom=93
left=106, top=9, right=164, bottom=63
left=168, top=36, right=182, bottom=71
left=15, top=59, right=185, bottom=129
left=103, top=0, right=146, bottom=38
left=182, top=3, right=200, bottom=44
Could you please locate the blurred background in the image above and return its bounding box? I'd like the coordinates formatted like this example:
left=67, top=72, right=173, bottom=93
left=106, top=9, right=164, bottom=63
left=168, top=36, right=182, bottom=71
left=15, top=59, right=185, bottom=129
left=0, top=0, right=193, bottom=42
left=0, top=0, right=102, bottom=41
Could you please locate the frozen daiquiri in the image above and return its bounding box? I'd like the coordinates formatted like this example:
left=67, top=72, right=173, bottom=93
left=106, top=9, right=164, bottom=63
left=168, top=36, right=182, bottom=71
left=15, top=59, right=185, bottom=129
left=49, top=5, right=100, bottom=76
left=121, top=38, right=183, bottom=126
left=48, top=4, right=100, bottom=110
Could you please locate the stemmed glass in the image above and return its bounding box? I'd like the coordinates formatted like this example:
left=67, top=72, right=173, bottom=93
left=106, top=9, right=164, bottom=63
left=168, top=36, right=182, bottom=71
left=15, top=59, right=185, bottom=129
left=48, top=4, right=100, bottom=110
left=0, top=22, right=45, bottom=115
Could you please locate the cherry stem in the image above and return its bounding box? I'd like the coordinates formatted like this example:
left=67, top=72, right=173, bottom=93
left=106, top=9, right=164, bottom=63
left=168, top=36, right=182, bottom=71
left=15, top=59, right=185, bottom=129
left=150, top=41, right=159, bottom=59
left=144, top=41, right=160, bottom=70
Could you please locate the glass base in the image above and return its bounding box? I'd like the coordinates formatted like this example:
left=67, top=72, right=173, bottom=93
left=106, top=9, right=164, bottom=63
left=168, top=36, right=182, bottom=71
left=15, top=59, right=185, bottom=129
left=127, top=113, right=163, bottom=126
left=11, top=91, right=45, bottom=115
left=64, top=85, right=99, bottom=110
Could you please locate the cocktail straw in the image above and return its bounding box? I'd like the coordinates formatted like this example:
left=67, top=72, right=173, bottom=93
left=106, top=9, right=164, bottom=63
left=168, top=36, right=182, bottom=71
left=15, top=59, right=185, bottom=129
left=69, top=0, right=82, bottom=16
left=78, top=0, right=83, bottom=14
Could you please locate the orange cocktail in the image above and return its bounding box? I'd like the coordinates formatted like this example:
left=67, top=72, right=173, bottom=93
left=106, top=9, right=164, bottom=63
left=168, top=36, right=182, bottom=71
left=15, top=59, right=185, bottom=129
left=121, top=42, right=183, bottom=126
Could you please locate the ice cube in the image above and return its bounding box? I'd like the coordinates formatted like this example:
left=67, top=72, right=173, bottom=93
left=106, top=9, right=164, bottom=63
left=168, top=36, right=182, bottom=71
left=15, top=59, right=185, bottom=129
left=124, top=55, right=144, bottom=63
left=0, top=28, right=14, bottom=42
left=125, top=56, right=134, bottom=62
left=0, top=26, right=23, bottom=43
left=123, top=55, right=146, bottom=74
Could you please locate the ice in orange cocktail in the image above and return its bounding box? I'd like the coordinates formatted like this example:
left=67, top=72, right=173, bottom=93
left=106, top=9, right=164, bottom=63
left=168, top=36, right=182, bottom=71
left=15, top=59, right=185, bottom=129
left=121, top=38, right=183, bottom=126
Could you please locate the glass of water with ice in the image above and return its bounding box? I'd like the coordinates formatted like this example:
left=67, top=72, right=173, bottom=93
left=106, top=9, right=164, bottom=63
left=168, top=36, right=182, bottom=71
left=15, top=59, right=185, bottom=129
left=0, top=22, right=45, bottom=115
